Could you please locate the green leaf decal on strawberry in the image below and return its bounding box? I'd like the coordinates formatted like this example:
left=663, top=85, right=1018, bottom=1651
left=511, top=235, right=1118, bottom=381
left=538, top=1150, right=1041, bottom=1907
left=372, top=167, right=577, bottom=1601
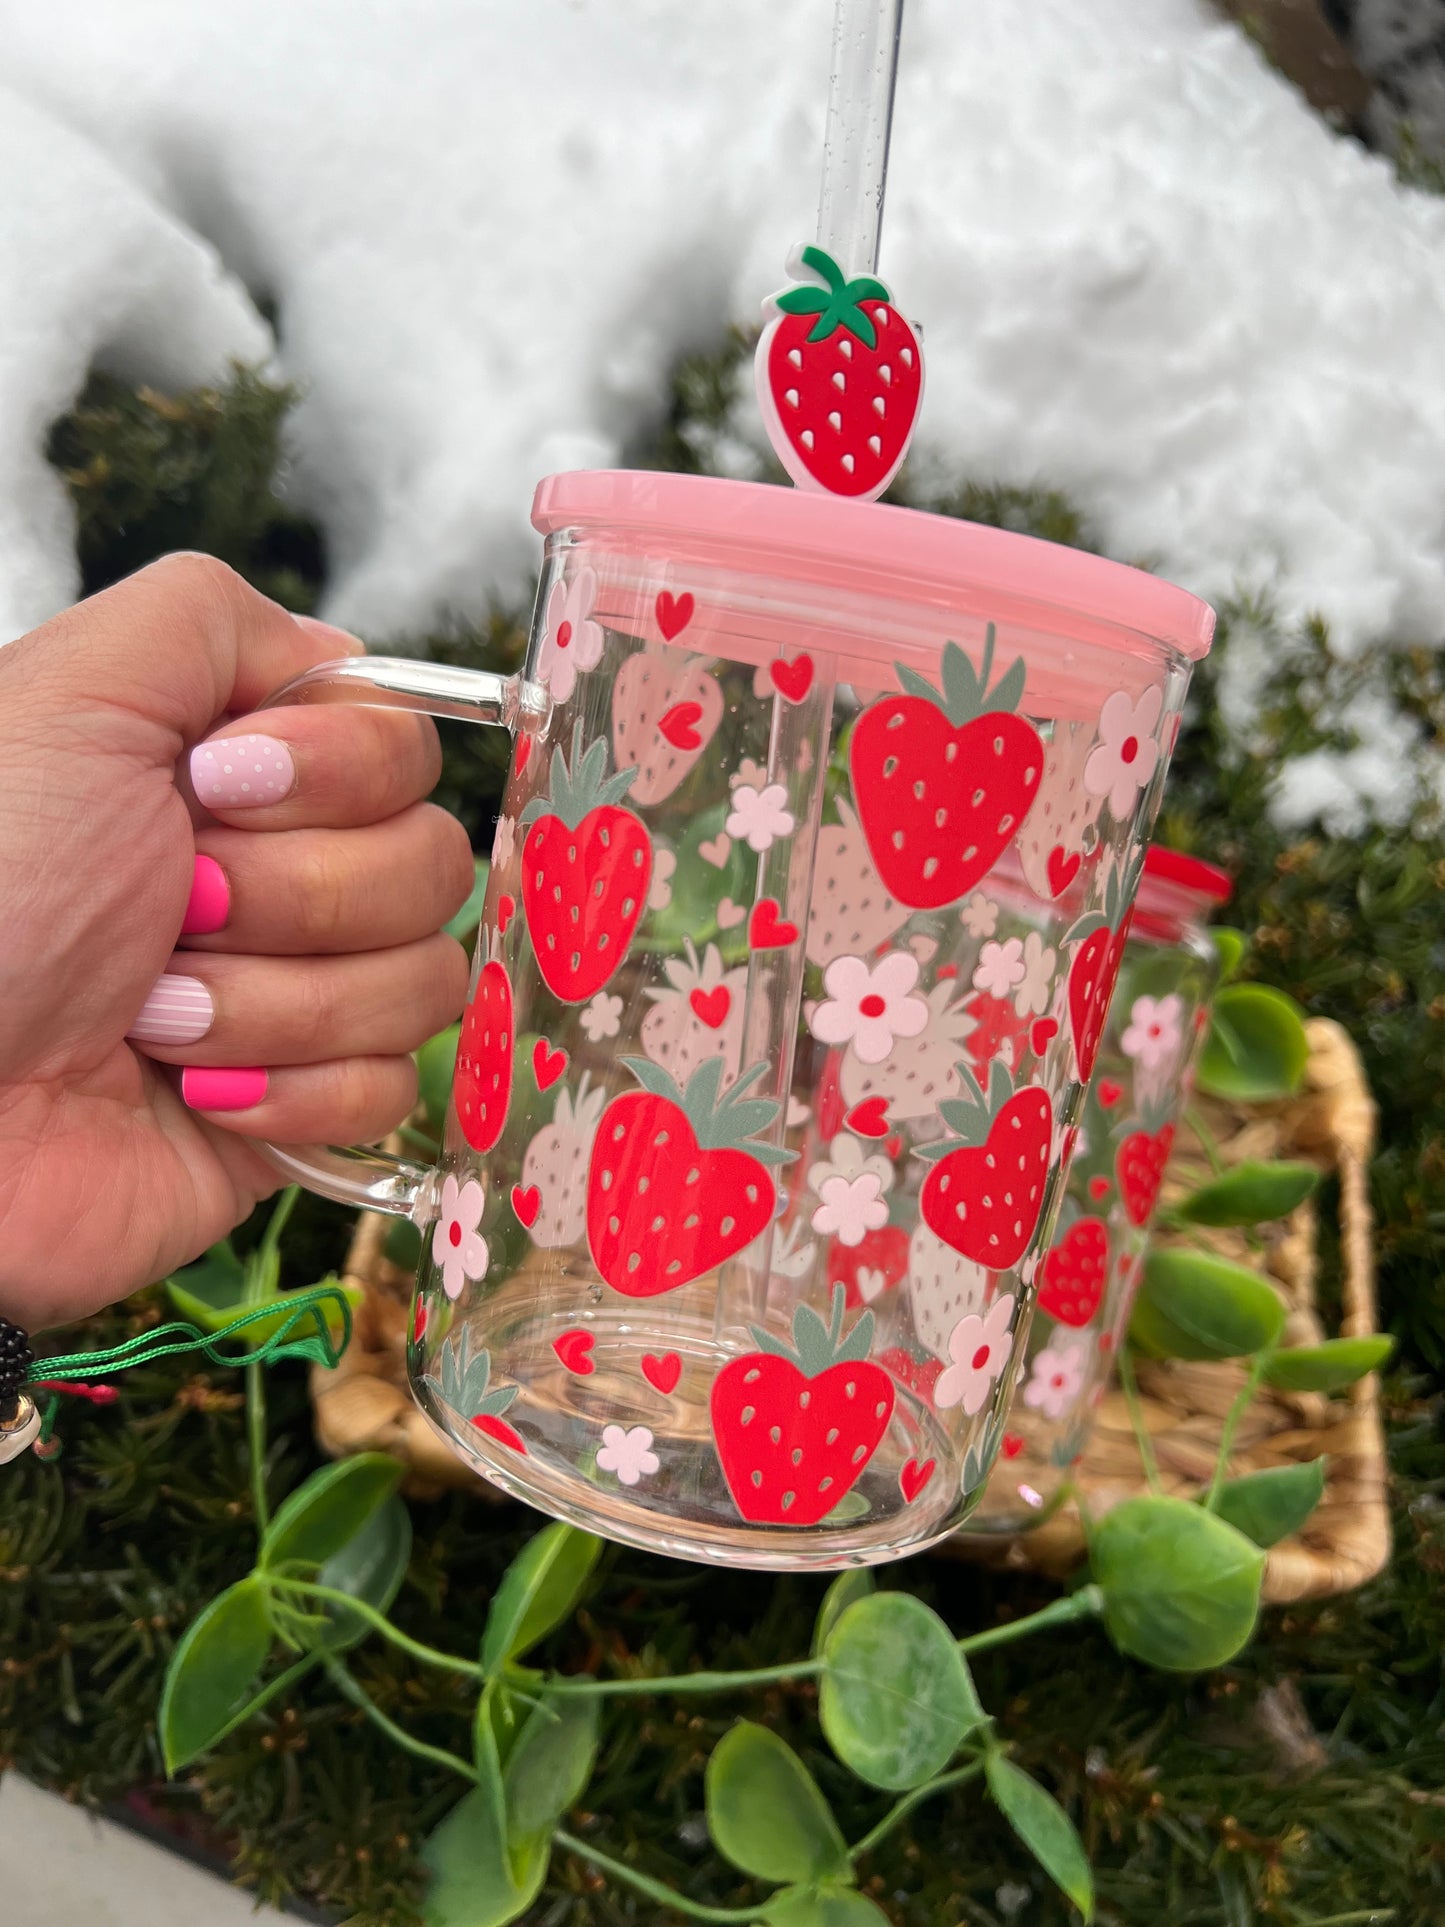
left=520, top=722, right=652, bottom=1003
left=711, top=1284, right=895, bottom=1525
left=754, top=244, right=924, bottom=501
left=915, top=1057, right=1053, bottom=1270
left=1064, top=851, right=1142, bottom=1082
left=849, top=627, right=1044, bottom=910
left=587, top=1057, right=796, bottom=1297
left=423, top=1327, right=526, bottom=1456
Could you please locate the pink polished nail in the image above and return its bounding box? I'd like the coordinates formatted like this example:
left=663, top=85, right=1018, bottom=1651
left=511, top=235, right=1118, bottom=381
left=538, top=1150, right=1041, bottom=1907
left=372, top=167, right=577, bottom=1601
left=190, top=734, right=295, bottom=811
left=181, top=854, right=230, bottom=935
left=128, top=975, right=215, bottom=1046
left=181, top=1066, right=268, bottom=1112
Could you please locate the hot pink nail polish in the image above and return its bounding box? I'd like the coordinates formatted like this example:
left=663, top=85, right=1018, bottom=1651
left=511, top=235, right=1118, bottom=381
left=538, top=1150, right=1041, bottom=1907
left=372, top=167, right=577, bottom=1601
left=128, top=975, right=215, bottom=1046
left=190, top=735, right=295, bottom=811
left=181, top=1066, right=268, bottom=1112
left=181, top=854, right=230, bottom=935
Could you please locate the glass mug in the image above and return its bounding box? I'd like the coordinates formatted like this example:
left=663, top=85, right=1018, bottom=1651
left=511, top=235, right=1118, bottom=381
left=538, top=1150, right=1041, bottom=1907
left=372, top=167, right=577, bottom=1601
left=266, top=469, right=1214, bottom=1569
left=965, top=845, right=1231, bottom=1531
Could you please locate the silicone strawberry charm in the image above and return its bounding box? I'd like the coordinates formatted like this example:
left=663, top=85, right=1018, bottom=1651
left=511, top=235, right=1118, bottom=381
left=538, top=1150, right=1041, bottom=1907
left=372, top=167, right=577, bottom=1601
left=711, top=1284, right=895, bottom=1525
left=422, top=1328, right=526, bottom=1455
left=1037, top=1213, right=1110, bottom=1327
left=915, top=1058, right=1053, bottom=1270
left=520, top=723, right=652, bottom=1002
left=1116, top=1100, right=1176, bottom=1227
left=587, top=1057, right=795, bottom=1296
left=453, top=947, right=513, bottom=1152
left=849, top=628, right=1044, bottom=909
left=754, top=244, right=923, bottom=501
left=1064, top=853, right=1141, bottom=1081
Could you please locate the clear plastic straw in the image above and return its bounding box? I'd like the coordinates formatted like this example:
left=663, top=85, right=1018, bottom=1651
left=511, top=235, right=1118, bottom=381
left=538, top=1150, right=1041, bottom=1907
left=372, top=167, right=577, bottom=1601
left=816, top=0, right=906, bottom=275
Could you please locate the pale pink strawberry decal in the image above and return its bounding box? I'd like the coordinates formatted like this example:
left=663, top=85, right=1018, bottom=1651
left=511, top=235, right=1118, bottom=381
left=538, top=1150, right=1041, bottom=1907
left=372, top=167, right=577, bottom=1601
left=755, top=245, right=923, bottom=501
left=1064, top=853, right=1141, bottom=1082
left=849, top=629, right=1044, bottom=910
left=641, top=939, right=747, bottom=1085
left=520, top=1076, right=605, bottom=1248
left=805, top=795, right=910, bottom=968
left=587, top=1057, right=795, bottom=1297
left=915, top=1059, right=1053, bottom=1271
left=520, top=724, right=652, bottom=1003
left=611, top=649, right=723, bottom=805
left=1016, top=717, right=1105, bottom=902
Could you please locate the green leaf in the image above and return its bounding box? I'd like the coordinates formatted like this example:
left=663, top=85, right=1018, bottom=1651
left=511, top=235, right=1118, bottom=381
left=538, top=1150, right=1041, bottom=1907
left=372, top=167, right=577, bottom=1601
left=1210, top=927, right=1247, bottom=985
left=480, top=1522, right=602, bottom=1675
left=417, top=1023, right=461, bottom=1132
left=164, top=1238, right=245, bottom=1315
left=1129, top=1249, right=1286, bottom=1360
left=311, top=1492, right=413, bottom=1650
left=706, top=1721, right=849, bottom=1885
left=422, top=1780, right=547, bottom=1927
left=985, top=1753, right=1094, bottom=1921
left=1262, top=1334, right=1395, bottom=1392
left=1090, top=1495, right=1264, bottom=1671
left=1172, top=1160, right=1319, bottom=1227
left=813, top=1569, right=875, bottom=1655
left=763, top=1890, right=890, bottom=1926
left=1197, top=985, right=1309, bottom=1101
left=503, top=1691, right=600, bottom=1848
left=820, top=1593, right=984, bottom=1790
left=444, top=859, right=490, bottom=941
left=159, top=1576, right=273, bottom=1773
left=1213, top=1459, right=1326, bottom=1548
left=261, top=1453, right=405, bottom=1573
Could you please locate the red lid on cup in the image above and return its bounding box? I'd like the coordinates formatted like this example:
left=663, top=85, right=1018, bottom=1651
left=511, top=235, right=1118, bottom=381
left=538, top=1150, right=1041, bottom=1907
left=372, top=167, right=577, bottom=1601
left=1141, top=845, right=1233, bottom=905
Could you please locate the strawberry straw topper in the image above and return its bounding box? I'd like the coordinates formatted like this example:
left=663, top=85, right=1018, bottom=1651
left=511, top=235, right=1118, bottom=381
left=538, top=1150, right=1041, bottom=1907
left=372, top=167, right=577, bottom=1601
left=755, top=244, right=924, bottom=501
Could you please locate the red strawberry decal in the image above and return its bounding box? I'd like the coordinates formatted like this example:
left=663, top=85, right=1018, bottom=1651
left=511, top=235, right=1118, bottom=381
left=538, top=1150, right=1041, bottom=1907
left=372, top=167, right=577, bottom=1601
left=849, top=630, right=1044, bottom=910
left=587, top=1058, right=794, bottom=1297
left=1064, top=855, right=1141, bottom=1081
left=422, top=1330, right=526, bottom=1456
left=754, top=245, right=923, bottom=501
left=1037, top=1216, right=1110, bottom=1327
left=964, top=989, right=1031, bottom=1078
left=520, top=724, right=652, bottom=1003
left=453, top=957, right=513, bottom=1152
left=827, top=1221, right=910, bottom=1310
left=878, top=1346, right=943, bottom=1405
left=1117, top=1120, right=1176, bottom=1227
left=916, top=1059, right=1053, bottom=1270
left=711, top=1285, right=895, bottom=1525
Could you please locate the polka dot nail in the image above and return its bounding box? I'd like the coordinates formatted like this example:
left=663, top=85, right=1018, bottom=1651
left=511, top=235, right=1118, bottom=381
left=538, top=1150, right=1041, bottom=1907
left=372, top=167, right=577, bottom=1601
left=190, top=734, right=296, bottom=810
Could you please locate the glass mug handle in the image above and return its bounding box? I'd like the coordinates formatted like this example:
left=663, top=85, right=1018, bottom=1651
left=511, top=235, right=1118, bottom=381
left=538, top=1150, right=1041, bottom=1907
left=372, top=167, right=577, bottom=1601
left=252, top=653, right=547, bottom=1219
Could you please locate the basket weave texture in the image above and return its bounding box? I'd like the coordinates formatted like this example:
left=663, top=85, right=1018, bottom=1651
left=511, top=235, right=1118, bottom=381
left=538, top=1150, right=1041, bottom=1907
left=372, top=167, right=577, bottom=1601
left=313, top=1018, right=1388, bottom=1600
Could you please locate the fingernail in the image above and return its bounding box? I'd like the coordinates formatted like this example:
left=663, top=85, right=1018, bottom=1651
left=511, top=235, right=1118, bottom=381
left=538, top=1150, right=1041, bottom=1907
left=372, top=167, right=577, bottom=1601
left=190, top=735, right=295, bottom=810
left=181, top=1066, right=268, bottom=1111
left=127, top=975, right=215, bottom=1046
left=181, top=854, right=230, bottom=935
left=295, top=613, right=367, bottom=656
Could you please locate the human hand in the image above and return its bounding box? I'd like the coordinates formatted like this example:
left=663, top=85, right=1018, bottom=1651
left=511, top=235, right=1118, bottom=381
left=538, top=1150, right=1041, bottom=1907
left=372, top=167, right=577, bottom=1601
left=0, top=555, right=473, bottom=1328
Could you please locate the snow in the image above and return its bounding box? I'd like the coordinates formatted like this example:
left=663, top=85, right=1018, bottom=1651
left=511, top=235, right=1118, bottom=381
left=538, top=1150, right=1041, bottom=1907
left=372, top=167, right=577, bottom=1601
left=0, top=0, right=1442, bottom=824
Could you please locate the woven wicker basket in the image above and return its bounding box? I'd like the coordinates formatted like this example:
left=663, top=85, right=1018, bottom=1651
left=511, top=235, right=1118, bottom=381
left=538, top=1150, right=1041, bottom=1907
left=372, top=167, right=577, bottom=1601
left=312, top=1018, right=1389, bottom=1601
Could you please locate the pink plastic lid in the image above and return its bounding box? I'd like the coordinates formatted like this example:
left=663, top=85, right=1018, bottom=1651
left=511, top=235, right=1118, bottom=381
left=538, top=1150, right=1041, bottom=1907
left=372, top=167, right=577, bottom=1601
left=531, top=470, right=1215, bottom=661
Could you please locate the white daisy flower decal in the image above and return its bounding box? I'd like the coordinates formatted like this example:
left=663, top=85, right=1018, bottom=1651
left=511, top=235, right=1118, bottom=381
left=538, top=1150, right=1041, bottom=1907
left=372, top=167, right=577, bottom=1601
left=580, top=991, right=623, bottom=1042
left=806, top=1130, right=894, bottom=1199
left=972, top=937, right=1026, bottom=1001
left=810, top=1171, right=890, bottom=1248
left=596, top=1424, right=660, bottom=1487
left=1084, top=686, right=1163, bottom=819
left=432, top=1174, right=488, bottom=1301
left=960, top=893, right=999, bottom=939
left=1012, top=932, right=1058, bottom=1018
left=1022, top=1334, right=1089, bottom=1421
left=491, top=814, right=516, bottom=872
left=537, top=566, right=604, bottom=703
left=1120, top=992, right=1185, bottom=1070
left=935, top=1294, right=1017, bottom=1415
left=810, top=951, right=928, bottom=1065
left=725, top=782, right=796, bottom=853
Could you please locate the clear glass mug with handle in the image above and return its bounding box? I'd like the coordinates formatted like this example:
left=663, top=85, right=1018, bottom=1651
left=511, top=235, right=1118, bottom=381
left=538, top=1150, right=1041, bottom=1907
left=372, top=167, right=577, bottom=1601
left=264, top=469, right=1213, bottom=1570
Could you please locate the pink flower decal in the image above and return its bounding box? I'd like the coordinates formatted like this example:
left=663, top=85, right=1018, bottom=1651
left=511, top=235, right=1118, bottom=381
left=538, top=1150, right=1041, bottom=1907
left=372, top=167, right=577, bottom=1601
left=537, top=566, right=604, bottom=703
left=1022, top=1333, right=1088, bottom=1420
left=935, top=1292, right=1017, bottom=1415
left=810, top=1171, right=890, bottom=1248
left=432, top=1174, right=488, bottom=1301
left=972, top=937, right=1026, bottom=1001
left=810, top=951, right=929, bottom=1065
left=596, top=1423, right=660, bottom=1486
left=1011, top=932, right=1057, bottom=1019
left=1084, top=687, right=1163, bottom=819
left=725, top=781, right=795, bottom=853
left=1120, top=992, right=1185, bottom=1070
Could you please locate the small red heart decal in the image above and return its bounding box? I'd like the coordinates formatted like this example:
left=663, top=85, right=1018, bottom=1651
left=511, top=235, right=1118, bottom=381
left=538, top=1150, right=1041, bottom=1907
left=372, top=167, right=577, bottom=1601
left=658, top=700, right=703, bottom=750
left=553, top=1328, right=595, bottom=1375
left=412, top=1299, right=428, bottom=1344
left=689, top=985, right=731, bottom=1029
left=655, top=589, right=695, bottom=640
left=1046, top=845, right=1082, bottom=896
left=641, top=1351, right=682, bottom=1395
left=936, top=963, right=959, bottom=980
left=845, top=1096, right=889, bottom=1139
left=1030, top=1018, right=1059, bottom=1056
left=533, top=1038, right=568, bottom=1090
left=749, top=897, right=799, bottom=949
left=1098, top=1330, right=1115, bottom=1354
left=885, top=1133, right=904, bottom=1160
left=899, top=1457, right=936, bottom=1504
left=768, top=654, right=814, bottom=704
left=1001, top=1433, right=1025, bottom=1459
left=514, top=734, right=532, bottom=776
left=1089, top=1175, right=1112, bottom=1201
left=1097, top=1079, right=1124, bottom=1108
left=497, top=894, right=516, bottom=934
left=511, top=1183, right=540, bottom=1228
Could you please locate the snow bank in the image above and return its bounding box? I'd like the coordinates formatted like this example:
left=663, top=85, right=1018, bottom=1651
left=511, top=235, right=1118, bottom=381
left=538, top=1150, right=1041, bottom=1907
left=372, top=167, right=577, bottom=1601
left=0, top=0, right=1442, bottom=821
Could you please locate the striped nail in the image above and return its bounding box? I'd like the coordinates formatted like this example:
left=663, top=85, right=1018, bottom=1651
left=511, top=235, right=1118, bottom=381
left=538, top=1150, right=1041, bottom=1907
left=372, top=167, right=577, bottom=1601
left=127, top=974, right=214, bottom=1046
left=181, top=1066, right=268, bottom=1112
left=181, top=854, right=230, bottom=935
left=190, top=734, right=295, bottom=810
